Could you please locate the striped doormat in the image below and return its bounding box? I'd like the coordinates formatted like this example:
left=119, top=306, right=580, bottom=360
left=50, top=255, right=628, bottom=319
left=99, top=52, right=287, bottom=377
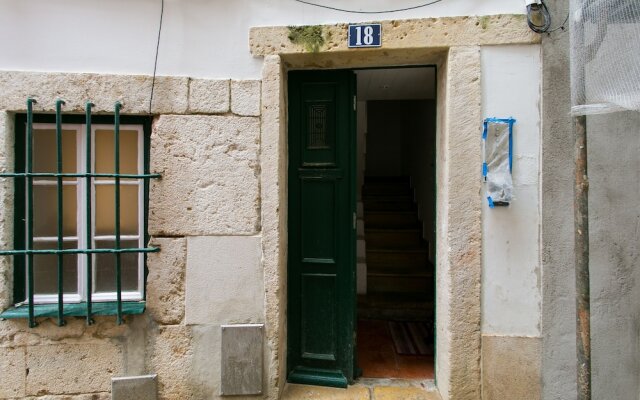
left=388, top=321, right=433, bottom=356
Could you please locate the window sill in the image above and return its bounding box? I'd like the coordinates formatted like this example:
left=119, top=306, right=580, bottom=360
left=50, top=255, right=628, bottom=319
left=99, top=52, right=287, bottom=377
left=0, top=301, right=145, bottom=319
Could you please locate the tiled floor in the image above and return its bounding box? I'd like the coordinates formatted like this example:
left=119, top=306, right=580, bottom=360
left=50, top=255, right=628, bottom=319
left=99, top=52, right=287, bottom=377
left=357, top=319, right=434, bottom=379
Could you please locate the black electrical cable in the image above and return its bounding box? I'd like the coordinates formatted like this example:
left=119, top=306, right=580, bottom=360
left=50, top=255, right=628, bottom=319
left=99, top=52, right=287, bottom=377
left=547, top=11, right=569, bottom=34
left=149, top=0, right=165, bottom=114
left=293, top=0, right=444, bottom=14
left=526, top=0, right=552, bottom=34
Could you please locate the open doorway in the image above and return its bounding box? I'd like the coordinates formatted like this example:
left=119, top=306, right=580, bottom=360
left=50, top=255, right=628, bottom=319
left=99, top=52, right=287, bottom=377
left=355, top=67, right=437, bottom=380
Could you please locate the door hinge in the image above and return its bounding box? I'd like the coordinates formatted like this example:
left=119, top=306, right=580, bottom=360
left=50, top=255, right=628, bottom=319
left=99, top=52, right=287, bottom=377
left=353, top=96, right=357, bottom=111
left=353, top=212, right=356, bottom=230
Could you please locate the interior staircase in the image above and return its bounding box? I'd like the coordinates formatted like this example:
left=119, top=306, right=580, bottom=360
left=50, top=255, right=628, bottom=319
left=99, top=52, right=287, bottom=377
left=358, top=176, right=434, bottom=322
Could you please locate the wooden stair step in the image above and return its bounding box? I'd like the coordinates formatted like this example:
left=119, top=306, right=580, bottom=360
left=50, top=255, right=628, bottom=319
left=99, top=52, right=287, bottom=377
left=362, top=177, right=412, bottom=196
left=364, top=201, right=416, bottom=211
left=365, top=228, right=423, bottom=248
left=362, top=187, right=412, bottom=196
left=360, top=175, right=435, bottom=311
left=364, top=176, right=410, bottom=183
left=368, top=275, right=434, bottom=294
left=367, top=248, right=429, bottom=267
left=358, top=292, right=434, bottom=321
left=364, top=211, right=420, bottom=228
left=362, top=194, right=414, bottom=202
left=368, top=264, right=433, bottom=278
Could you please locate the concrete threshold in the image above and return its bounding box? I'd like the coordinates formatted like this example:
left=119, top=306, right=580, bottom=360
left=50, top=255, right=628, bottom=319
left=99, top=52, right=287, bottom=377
left=281, top=379, right=441, bottom=400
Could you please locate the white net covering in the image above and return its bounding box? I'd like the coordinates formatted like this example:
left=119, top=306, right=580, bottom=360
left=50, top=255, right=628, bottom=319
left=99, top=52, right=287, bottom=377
left=570, top=0, right=640, bottom=115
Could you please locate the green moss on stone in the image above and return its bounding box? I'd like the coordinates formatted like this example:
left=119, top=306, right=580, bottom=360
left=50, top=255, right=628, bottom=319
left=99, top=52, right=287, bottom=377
left=479, top=16, right=491, bottom=30
left=288, top=25, right=325, bottom=53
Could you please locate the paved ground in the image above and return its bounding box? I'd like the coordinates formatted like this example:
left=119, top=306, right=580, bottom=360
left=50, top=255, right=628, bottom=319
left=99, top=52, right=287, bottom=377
left=281, top=382, right=442, bottom=400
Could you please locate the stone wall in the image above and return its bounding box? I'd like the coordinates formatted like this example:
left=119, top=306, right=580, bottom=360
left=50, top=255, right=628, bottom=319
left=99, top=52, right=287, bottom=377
left=0, top=13, right=546, bottom=400
left=0, top=71, right=270, bottom=399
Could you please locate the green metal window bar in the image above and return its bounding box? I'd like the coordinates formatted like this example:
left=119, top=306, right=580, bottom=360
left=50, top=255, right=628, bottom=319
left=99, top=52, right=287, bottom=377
left=0, top=99, right=160, bottom=328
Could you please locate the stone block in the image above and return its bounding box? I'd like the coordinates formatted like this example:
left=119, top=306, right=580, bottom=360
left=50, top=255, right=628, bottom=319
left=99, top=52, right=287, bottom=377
left=436, top=46, right=483, bottom=400
left=357, top=262, right=367, bottom=294
left=0, top=71, right=188, bottom=114
left=357, top=239, right=366, bottom=259
left=0, top=321, right=25, bottom=347
left=250, top=15, right=538, bottom=57
left=482, top=335, right=541, bottom=400
left=147, top=325, right=195, bottom=400
left=0, top=111, right=14, bottom=310
left=188, top=79, right=230, bottom=114
left=185, top=236, right=264, bottom=325
left=357, top=219, right=365, bottom=238
left=373, top=386, right=442, bottom=400
left=189, top=324, right=222, bottom=398
left=28, top=318, right=88, bottom=343
left=259, top=55, right=287, bottom=399
left=146, top=237, right=186, bottom=325
left=3, top=317, right=130, bottom=348
left=149, top=115, right=260, bottom=236
left=0, top=346, right=26, bottom=398
left=32, top=394, right=111, bottom=400
left=0, top=111, right=12, bottom=170
left=231, top=80, right=261, bottom=116
left=26, top=343, right=123, bottom=395
left=281, top=383, right=369, bottom=400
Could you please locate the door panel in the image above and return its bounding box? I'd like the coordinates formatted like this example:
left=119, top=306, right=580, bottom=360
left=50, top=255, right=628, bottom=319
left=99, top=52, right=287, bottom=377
left=301, top=274, right=337, bottom=361
left=288, top=70, right=356, bottom=388
left=301, top=178, right=337, bottom=261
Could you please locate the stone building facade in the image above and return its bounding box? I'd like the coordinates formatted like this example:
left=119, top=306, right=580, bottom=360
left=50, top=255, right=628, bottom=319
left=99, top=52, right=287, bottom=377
left=1, top=1, right=639, bottom=400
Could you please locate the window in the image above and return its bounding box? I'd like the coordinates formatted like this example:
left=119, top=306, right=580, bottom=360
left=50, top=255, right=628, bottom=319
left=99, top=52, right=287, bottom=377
left=1, top=102, right=157, bottom=326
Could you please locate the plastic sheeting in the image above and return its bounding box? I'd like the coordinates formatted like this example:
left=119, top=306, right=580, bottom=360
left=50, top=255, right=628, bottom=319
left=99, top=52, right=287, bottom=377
left=570, top=0, right=640, bottom=116
left=483, top=118, right=514, bottom=208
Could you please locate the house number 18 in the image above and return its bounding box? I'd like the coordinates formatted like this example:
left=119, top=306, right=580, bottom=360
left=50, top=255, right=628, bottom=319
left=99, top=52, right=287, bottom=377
left=348, top=24, right=382, bottom=48
left=354, top=26, right=374, bottom=46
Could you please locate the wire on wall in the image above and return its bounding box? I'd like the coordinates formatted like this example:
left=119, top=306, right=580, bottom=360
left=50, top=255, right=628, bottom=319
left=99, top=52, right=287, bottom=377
left=292, top=0, right=444, bottom=14
left=526, top=0, right=552, bottom=33
left=526, top=0, right=569, bottom=35
left=547, top=11, right=569, bottom=34
left=149, top=0, right=165, bottom=114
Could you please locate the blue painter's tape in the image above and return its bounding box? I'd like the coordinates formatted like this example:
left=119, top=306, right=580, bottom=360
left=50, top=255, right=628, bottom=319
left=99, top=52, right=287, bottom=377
left=482, top=162, right=488, bottom=176
left=483, top=117, right=516, bottom=172
left=487, top=196, right=495, bottom=208
left=509, top=121, right=514, bottom=172
left=484, top=117, right=516, bottom=124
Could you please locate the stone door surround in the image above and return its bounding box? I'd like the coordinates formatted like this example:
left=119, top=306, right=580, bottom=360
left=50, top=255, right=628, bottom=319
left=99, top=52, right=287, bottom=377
left=254, top=15, right=539, bottom=400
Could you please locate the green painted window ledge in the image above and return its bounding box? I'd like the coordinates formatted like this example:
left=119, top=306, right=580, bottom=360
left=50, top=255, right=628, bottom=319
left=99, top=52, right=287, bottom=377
left=0, top=301, right=145, bottom=319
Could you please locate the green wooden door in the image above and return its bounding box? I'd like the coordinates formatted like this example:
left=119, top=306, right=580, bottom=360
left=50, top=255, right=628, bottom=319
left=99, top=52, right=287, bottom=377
left=287, top=70, right=356, bottom=388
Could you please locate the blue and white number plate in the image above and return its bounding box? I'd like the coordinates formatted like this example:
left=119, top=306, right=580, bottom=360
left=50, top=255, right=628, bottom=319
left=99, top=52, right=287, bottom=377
left=348, top=24, right=382, bottom=48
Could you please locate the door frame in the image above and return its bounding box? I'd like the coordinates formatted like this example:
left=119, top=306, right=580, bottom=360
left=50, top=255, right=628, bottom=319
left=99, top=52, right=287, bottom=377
left=257, top=32, right=506, bottom=398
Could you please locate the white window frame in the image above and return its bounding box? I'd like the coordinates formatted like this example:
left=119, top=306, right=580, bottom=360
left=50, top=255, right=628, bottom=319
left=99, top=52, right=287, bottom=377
left=29, top=123, right=145, bottom=304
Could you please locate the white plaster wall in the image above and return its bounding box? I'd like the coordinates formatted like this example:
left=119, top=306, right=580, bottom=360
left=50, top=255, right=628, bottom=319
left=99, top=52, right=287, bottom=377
left=481, top=45, right=542, bottom=336
left=366, top=101, right=409, bottom=177
left=409, top=101, right=437, bottom=263
left=0, top=0, right=523, bottom=79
